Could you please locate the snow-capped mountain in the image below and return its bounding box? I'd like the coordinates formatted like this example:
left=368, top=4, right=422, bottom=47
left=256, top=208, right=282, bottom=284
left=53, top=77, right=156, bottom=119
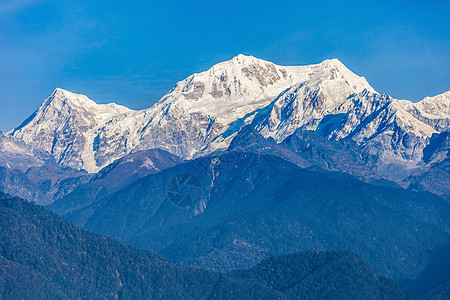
left=10, top=88, right=131, bottom=172
left=250, top=88, right=443, bottom=180
left=399, top=91, right=450, bottom=132
left=9, top=55, right=450, bottom=178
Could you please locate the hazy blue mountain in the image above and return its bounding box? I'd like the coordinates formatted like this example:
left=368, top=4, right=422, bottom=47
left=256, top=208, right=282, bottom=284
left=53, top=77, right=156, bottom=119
left=24, top=161, right=91, bottom=204
left=0, top=167, right=45, bottom=203
left=0, top=192, right=282, bottom=299
left=1, top=193, right=416, bottom=299
left=404, top=131, right=450, bottom=197
left=49, top=149, right=182, bottom=216
left=421, top=281, right=450, bottom=300
left=225, top=125, right=311, bottom=167
left=398, top=245, right=450, bottom=296
left=231, top=251, right=414, bottom=299
left=406, top=158, right=450, bottom=198
left=52, top=151, right=449, bottom=288
left=228, top=125, right=450, bottom=196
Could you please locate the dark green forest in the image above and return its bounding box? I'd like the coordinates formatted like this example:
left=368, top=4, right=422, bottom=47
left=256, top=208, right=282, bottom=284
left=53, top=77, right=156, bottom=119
left=0, top=192, right=416, bottom=299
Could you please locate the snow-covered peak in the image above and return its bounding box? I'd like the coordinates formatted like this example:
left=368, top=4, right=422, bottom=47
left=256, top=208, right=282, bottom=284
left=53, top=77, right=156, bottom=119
left=156, top=55, right=293, bottom=124
left=9, top=55, right=445, bottom=174
left=301, top=58, right=375, bottom=95
left=43, top=88, right=96, bottom=108
left=318, top=58, right=348, bottom=69
left=42, top=88, right=131, bottom=116
left=157, top=55, right=376, bottom=125
left=415, top=91, right=450, bottom=117
left=398, top=90, right=450, bottom=132
left=9, top=89, right=134, bottom=171
left=225, top=53, right=264, bottom=65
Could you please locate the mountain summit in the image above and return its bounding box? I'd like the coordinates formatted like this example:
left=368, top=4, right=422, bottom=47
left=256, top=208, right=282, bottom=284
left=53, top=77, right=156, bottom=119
left=37, top=88, right=130, bottom=116
left=159, top=55, right=375, bottom=124
left=11, top=88, right=131, bottom=172
left=9, top=55, right=450, bottom=175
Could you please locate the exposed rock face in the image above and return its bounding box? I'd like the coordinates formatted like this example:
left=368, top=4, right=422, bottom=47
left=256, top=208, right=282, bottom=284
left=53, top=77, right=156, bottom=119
left=8, top=55, right=449, bottom=188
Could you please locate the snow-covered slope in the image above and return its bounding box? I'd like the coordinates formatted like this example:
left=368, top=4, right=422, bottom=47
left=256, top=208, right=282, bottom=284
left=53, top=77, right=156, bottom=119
left=158, top=56, right=374, bottom=124
left=399, top=91, right=450, bottom=132
left=9, top=55, right=450, bottom=176
left=10, top=88, right=131, bottom=172
left=250, top=88, right=441, bottom=179
left=0, top=131, right=53, bottom=172
left=0, top=132, right=89, bottom=204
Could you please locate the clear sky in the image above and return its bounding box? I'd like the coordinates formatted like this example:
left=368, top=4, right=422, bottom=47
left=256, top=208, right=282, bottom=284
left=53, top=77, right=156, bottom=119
left=0, top=0, right=449, bottom=131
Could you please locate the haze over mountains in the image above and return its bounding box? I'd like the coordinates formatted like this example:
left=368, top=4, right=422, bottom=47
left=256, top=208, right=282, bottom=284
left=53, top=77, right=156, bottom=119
left=1, top=55, right=449, bottom=298
left=0, top=193, right=416, bottom=299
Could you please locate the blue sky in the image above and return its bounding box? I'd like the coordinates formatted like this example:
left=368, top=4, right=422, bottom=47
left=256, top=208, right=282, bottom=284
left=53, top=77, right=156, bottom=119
left=0, top=0, right=449, bottom=131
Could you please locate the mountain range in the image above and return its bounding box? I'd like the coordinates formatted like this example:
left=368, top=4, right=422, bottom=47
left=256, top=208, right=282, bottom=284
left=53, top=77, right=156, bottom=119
left=1, top=55, right=449, bottom=298
left=0, top=193, right=417, bottom=299
left=48, top=151, right=450, bottom=286
left=6, top=55, right=449, bottom=190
